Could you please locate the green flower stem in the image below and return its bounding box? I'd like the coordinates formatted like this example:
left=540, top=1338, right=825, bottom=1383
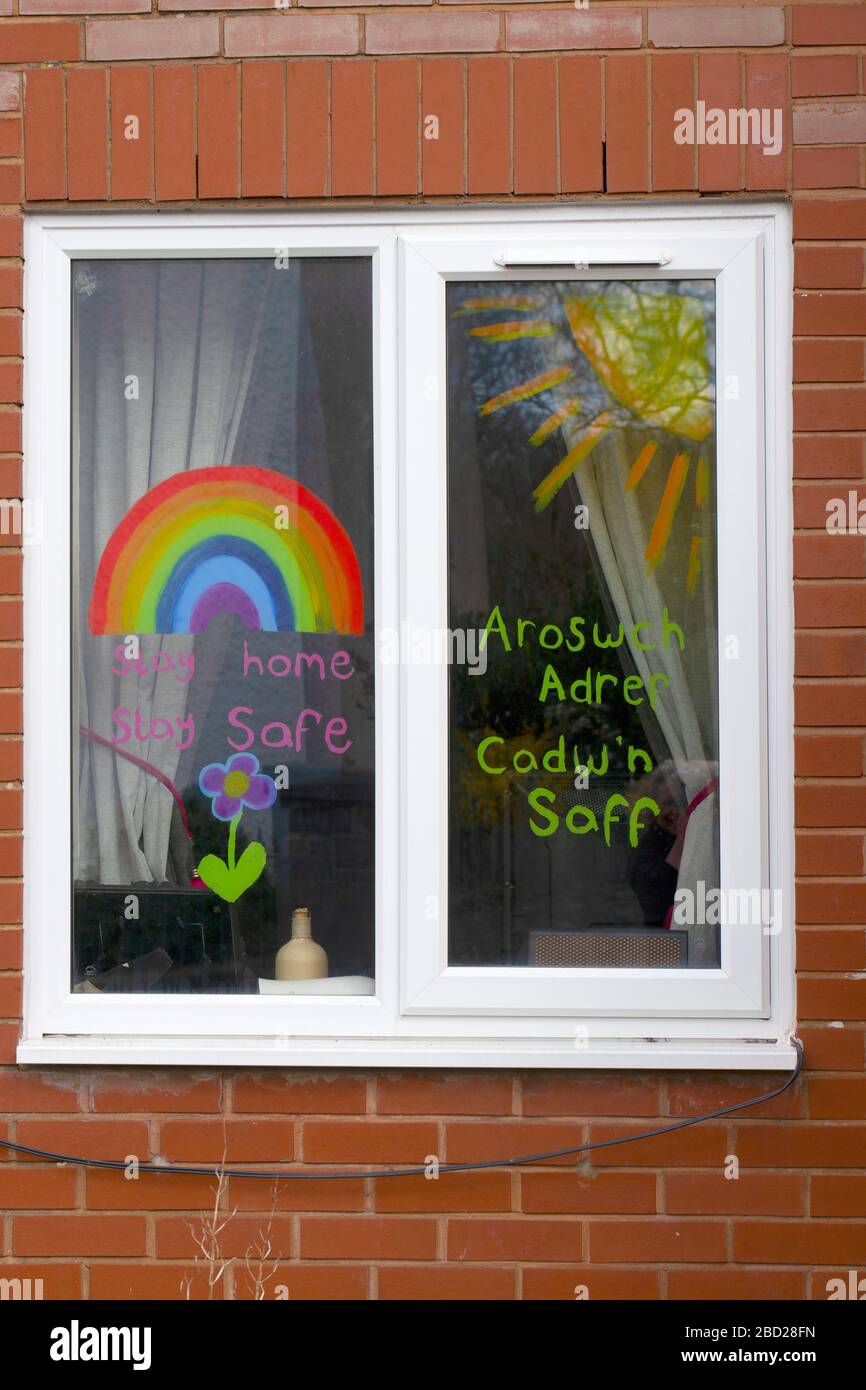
left=227, top=812, right=242, bottom=872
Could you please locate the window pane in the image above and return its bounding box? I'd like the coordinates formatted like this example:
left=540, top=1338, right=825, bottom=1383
left=447, top=279, right=720, bottom=970
left=72, top=258, right=375, bottom=995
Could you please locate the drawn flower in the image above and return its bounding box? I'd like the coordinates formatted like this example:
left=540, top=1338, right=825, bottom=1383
left=199, top=753, right=277, bottom=822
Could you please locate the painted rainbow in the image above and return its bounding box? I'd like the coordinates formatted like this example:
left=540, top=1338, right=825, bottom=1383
left=89, top=466, right=364, bottom=636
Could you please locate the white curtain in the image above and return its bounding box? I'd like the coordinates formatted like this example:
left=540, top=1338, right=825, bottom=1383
left=75, top=261, right=274, bottom=885
left=562, top=420, right=720, bottom=965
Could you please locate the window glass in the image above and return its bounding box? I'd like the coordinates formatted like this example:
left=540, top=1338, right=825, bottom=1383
left=447, top=279, right=720, bottom=969
left=72, top=258, right=375, bottom=995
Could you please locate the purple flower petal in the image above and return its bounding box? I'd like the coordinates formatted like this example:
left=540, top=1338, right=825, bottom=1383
left=199, top=763, right=227, bottom=796
left=242, top=773, right=277, bottom=811
left=228, top=752, right=260, bottom=777
left=212, top=793, right=242, bottom=822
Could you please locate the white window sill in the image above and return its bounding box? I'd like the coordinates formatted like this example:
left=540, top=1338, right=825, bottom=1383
left=17, top=1035, right=799, bottom=1070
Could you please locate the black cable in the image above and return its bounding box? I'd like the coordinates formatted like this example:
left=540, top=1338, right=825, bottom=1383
left=0, top=1037, right=803, bottom=1182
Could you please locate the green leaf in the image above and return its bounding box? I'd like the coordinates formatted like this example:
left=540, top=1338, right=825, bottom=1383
left=197, top=842, right=267, bottom=903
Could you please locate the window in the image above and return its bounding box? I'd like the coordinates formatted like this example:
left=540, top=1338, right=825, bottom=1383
left=21, top=207, right=795, bottom=1068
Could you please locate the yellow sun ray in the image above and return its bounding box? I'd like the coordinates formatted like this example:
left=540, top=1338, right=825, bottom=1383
left=532, top=412, right=612, bottom=512
left=470, top=320, right=556, bottom=342
left=645, top=451, right=691, bottom=575
left=528, top=397, right=583, bottom=447
left=624, top=440, right=658, bottom=492
left=453, top=295, right=543, bottom=316
left=695, top=455, right=709, bottom=508
left=480, top=367, right=574, bottom=418
left=686, top=536, right=702, bottom=592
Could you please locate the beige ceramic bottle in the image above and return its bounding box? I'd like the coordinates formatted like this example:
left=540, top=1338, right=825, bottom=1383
left=275, top=908, right=328, bottom=981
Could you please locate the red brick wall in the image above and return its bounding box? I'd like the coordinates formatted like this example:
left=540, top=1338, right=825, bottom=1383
left=1, top=2, right=865, bottom=1301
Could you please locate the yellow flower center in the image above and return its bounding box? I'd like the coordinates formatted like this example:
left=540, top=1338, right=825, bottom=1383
left=223, top=771, right=250, bottom=798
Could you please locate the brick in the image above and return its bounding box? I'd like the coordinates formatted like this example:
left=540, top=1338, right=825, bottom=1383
left=0, top=219, right=21, bottom=258
left=0, top=21, right=80, bottom=62
left=449, top=1216, right=581, bottom=1263
left=0, top=882, right=22, bottom=922
left=522, top=1074, right=661, bottom=1117
left=89, top=1263, right=214, bottom=1301
left=0, top=1263, right=81, bottom=1299
left=796, top=247, right=863, bottom=291
left=796, top=780, right=866, bottom=823
left=0, top=415, right=19, bottom=454
left=794, top=630, right=865, bottom=676
left=86, top=1167, right=219, bottom=1210
left=649, top=6, right=784, bottom=49
left=0, top=120, right=21, bottom=161
left=90, top=1072, right=221, bottom=1112
left=666, top=1073, right=803, bottom=1120
left=159, top=1118, right=294, bottom=1162
left=301, top=1215, right=436, bottom=1260
left=467, top=56, right=510, bottom=196
left=303, top=1119, right=436, bottom=1164
left=810, top=1266, right=866, bottom=1298
left=795, top=732, right=862, bottom=775
left=524, top=1265, right=660, bottom=1299
left=605, top=54, right=648, bottom=193
left=0, top=272, right=21, bottom=312
left=506, top=11, right=641, bottom=52
left=376, top=1170, right=511, bottom=1213
left=241, top=62, right=284, bottom=197
left=23, top=69, right=65, bottom=201
left=24, top=0, right=146, bottom=8
left=559, top=56, right=602, bottom=194
left=795, top=197, right=866, bottom=241
left=14, top=1215, right=146, bottom=1257
left=198, top=64, right=239, bottom=200
left=522, top=1170, right=656, bottom=1215
left=0, top=1168, right=78, bottom=1209
left=286, top=60, right=329, bottom=198
left=796, top=581, right=866, bottom=626
left=652, top=53, right=694, bottom=192
left=735, top=1220, right=866, bottom=1265
left=17, top=1118, right=149, bottom=1161
left=160, top=0, right=271, bottom=7
left=225, top=16, right=358, bottom=59
left=229, top=1174, right=366, bottom=1212
left=793, top=533, right=865, bottom=577
left=331, top=60, right=373, bottom=196
left=798, top=1024, right=864, bottom=1070
left=796, top=832, right=864, bottom=876
left=0, top=1022, right=18, bottom=1061
left=0, top=364, right=22, bottom=405
left=446, top=1121, right=584, bottom=1165
left=376, top=58, right=419, bottom=197
left=67, top=67, right=108, bottom=201
left=0, top=974, right=21, bottom=1017
left=590, top=1219, right=726, bottom=1263
left=811, top=1174, right=866, bottom=1216
left=514, top=58, right=556, bottom=196
left=794, top=338, right=864, bottom=381
left=110, top=66, right=153, bottom=200
left=0, top=75, right=20, bottom=113
left=0, top=742, right=21, bottom=780
left=378, top=1072, right=510, bottom=1116
left=154, top=66, right=195, bottom=202
left=796, top=102, right=866, bottom=147
left=588, top=1122, right=728, bottom=1167
left=737, top=1122, right=866, bottom=1166
left=234, top=1072, right=365, bottom=1114
left=366, top=15, right=497, bottom=56
left=0, top=790, right=22, bottom=831
left=808, top=1076, right=866, bottom=1118
left=794, top=147, right=861, bottom=191
left=379, top=1265, right=515, bottom=1300
left=421, top=58, right=463, bottom=196
left=86, top=17, right=218, bottom=62
left=665, top=1171, right=804, bottom=1216
left=792, top=57, right=860, bottom=99
left=793, top=6, right=866, bottom=47
left=745, top=55, right=787, bottom=192
left=668, top=1268, right=805, bottom=1299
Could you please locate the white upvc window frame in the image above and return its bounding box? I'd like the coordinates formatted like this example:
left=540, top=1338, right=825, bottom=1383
left=19, top=203, right=795, bottom=1071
